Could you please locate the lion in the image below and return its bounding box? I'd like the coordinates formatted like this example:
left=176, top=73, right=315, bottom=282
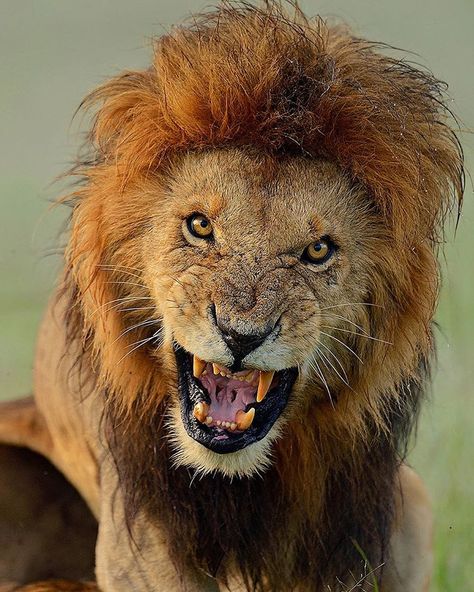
left=0, top=2, right=464, bottom=591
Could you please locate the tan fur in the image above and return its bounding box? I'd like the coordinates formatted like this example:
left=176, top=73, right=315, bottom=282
left=0, top=2, right=463, bottom=590
left=383, top=466, right=433, bottom=592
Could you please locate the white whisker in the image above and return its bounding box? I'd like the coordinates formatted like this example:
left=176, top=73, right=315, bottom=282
left=319, top=325, right=393, bottom=345
left=106, top=280, right=148, bottom=290
left=112, top=318, right=161, bottom=345
left=319, top=302, right=383, bottom=311
left=98, top=264, right=144, bottom=281
left=319, top=313, right=371, bottom=336
left=116, top=328, right=163, bottom=365
left=92, top=295, right=155, bottom=317
left=319, top=331, right=364, bottom=364
left=97, top=265, right=143, bottom=280
left=316, top=346, right=350, bottom=388
left=308, top=354, right=334, bottom=408
left=118, top=306, right=158, bottom=313
left=316, top=340, right=349, bottom=384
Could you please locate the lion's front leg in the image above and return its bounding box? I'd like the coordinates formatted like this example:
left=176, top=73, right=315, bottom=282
left=95, top=459, right=219, bottom=592
left=382, top=465, right=433, bottom=592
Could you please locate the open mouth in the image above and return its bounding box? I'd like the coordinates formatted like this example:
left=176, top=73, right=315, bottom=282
left=174, top=346, right=298, bottom=454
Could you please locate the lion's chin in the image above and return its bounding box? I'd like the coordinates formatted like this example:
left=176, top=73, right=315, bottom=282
left=173, top=345, right=298, bottom=456
left=167, top=402, right=284, bottom=478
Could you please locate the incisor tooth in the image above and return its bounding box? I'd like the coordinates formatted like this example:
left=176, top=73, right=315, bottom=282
left=236, top=407, right=255, bottom=430
left=193, top=355, right=207, bottom=378
left=256, top=370, right=275, bottom=403
left=230, top=422, right=237, bottom=431
left=193, top=402, right=209, bottom=423
left=205, top=416, right=213, bottom=425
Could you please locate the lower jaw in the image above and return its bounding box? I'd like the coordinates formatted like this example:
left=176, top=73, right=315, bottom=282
left=169, top=403, right=282, bottom=478
left=174, top=346, right=298, bottom=454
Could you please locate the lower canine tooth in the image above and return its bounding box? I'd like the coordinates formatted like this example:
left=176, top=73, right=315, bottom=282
left=236, top=408, right=255, bottom=430
left=193, top=355, right=207, bottom=378
left=257, top=370, right=275, bottom=402
left=193, top=402, right=209, bottom=423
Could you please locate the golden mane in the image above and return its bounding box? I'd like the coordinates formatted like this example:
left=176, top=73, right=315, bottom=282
left=61, top=2, right=464, bottom=588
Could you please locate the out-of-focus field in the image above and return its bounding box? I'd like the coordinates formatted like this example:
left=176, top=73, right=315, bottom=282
left=0, top=1, right=472, bottom=590
left=410, top=194, right=474, bottom=591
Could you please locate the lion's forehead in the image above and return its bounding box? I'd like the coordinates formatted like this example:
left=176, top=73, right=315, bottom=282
left=165, top=149, right=370, bottom=246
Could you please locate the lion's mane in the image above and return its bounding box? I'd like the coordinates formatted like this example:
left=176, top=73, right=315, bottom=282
left=63, top=2, right=464, bottom=590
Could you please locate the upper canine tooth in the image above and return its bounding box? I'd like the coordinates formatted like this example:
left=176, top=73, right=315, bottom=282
left=212, top=363, right=220, bottom=375
left=193, top=355, right=207, bottom=378
left=236, top=408, right=255, bottom=430
left=256, top=370, right=275, bottom=403
left=193, top=402, right=209, bottom=423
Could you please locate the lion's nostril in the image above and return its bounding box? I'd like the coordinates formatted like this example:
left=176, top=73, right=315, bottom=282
left=220, top=326, right=274, bottom=362
left=210, top=302, right=278, bottom=364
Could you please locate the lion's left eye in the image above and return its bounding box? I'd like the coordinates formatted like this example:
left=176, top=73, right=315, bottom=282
left=186, top=213, right=213, bottom=239
left=302, top=237, right=335, bottom=264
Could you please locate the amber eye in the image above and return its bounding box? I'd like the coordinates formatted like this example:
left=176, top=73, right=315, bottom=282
left=187, top=213, right=213, bottom=239
left=302, top=237, right=335, bottom=264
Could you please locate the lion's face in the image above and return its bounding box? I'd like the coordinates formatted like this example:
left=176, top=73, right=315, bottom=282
left=139, top=149, right=380, bottom=476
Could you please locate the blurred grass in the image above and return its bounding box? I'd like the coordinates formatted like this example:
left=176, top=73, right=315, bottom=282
left=410, top=180, right=474, bottom=591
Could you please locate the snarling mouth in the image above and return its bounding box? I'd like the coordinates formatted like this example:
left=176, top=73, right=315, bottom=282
left=174, top=346, right=298, bottom=453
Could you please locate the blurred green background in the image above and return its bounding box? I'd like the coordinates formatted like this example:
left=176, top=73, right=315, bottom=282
left=0, top=1, right=472, bottom=589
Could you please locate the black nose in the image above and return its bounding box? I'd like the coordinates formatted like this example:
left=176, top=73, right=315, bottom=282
left=210, top=304, right=274, bottom=363
left=220, top=327, right=272, bottom=361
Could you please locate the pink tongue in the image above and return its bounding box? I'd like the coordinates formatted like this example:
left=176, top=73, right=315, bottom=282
left=199, top=371, right=257, bottom=424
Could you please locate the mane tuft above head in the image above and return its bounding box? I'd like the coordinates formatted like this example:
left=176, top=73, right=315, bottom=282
left=82, top=0, right=463, bottom=243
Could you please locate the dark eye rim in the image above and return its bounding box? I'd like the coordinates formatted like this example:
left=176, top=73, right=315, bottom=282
left=301, top=236, right=337, bottom=265
left=186, top=213, right=214, bottom=240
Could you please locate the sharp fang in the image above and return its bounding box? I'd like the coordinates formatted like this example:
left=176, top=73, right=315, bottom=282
left=193, top=402, right=209, bottom=423
left=257, top=370, right=275, bottom=402
left=212, top=363, right=220, bottom=375
left=193, top=355, right=207, bottom=378
left=236, top=407, right=255, bottom=430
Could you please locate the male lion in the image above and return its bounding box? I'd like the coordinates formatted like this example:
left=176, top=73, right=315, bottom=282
left=0, top=2, right=464, bottom=591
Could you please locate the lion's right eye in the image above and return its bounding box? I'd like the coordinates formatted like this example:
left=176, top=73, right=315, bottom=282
left=186, top=214, right=213, bottom=239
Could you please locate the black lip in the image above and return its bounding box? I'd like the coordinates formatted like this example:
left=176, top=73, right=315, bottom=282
left=174, top=345, right=298, bottom=454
